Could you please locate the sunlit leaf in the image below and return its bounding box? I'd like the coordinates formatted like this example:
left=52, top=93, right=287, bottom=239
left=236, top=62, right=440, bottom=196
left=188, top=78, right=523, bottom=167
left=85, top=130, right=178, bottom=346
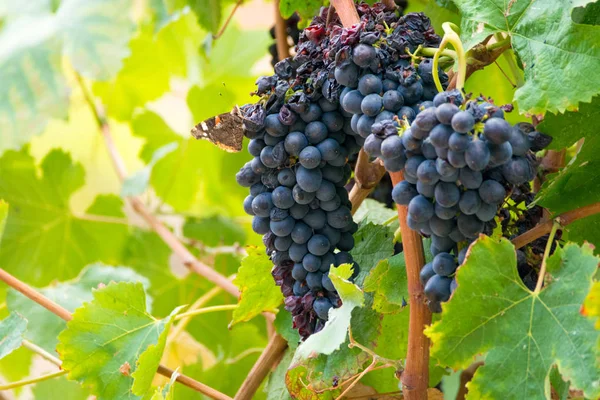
left=0, top=313, right=27, bottom=359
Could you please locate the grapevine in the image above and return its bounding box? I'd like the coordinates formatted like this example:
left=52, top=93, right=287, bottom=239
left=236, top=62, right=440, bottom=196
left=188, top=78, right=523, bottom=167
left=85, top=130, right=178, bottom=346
left=0, top=1, right=599, bottom=400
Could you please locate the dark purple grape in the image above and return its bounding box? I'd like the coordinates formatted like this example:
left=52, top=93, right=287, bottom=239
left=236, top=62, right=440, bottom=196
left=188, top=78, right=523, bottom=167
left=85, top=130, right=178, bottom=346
left=451, top=111, right=475, bottom=133
left=465, top=140, right=491, bottom=171
left=432, top=253, right=456, bottom=276
left=483, top=117, right=511, bottom=144
left=434, top=182, right=460, bottom=208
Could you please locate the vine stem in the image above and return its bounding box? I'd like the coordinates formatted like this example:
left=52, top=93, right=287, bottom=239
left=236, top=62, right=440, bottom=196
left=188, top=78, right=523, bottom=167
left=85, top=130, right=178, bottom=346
left=0, top=268, right=231, bottom=398
left=512, top=201, right=600, bottom=249
left=433, top=23, right=467, bottom=92
left=389, top=170, right=429, bottom=400
left=213, top=0, right=244, bottom=40
left=0, top=370, right=68, bottom=390
left=534, top=220, right=560, bottom=293
left=168, top=285, right=225, bottom=341
left=349, top=149, right=387, bottom=215
left=174, top=304, right=239, bottom=320
left=22, top=340, right=62, bottom=367
left=233, top=334, right=288, bottom=400
left=274, top=0, right=290, bottom=60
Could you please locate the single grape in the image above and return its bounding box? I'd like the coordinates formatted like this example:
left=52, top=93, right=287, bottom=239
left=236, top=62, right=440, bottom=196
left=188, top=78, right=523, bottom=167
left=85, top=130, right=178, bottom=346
left=429, top=215, right=454, bottom=236
left=417, top=180, right=436, bottom=198
left=292, top=184, right=316, bottom=204
left=381, top=135, right=403, bottom=159
left=265, top=114, right=289, bottom=137
left=424, top=275, right=452, bottom=302
left=383, top=90, right=404, bottom=111
left=432, top=253, right=457, bottom=276
left=322, top=111, right=344, bottom=132
left=408, top=195, right=434, bottom=223
left=398, top=81, right=423, bottom=104
left=447, top=150, right=467, bottom=168
left=476, top=201, right=497, bottom=222
left=384, top=156, right=406, bottom=172
left=448, top=225, right=465, bottom=242
left=364, top=134, right=383, bottom=157
left=421, top=138, right=437, bottom=159
left=274, top=235, right=292, bottom=251
left=448, top=132, right=470, bottom=151
left=302, top=253, right=322, bottom=272
left=465, top=140, right=491, bottom=171
left=307, top=234, right=331, bottom=256
left=413, top=107, right=438, bottom=131
left=361, top=94, right=383, bottom=116
left=293, top=280, right=309, bottom=296
left=320, top=195, right=341, bottom=212
left=243, top=195, right=255, bottom=215
left=341, top=90, right=364, bottom=114
left=296, top=166, right=322, bottom=193
left=434, top=182, right=460, bottom=208
left=375, top=110, right=396, bottom=123
left=292, top=262, right=308, bottom=280
left=316, top=180, right=336, bottom=202
left=252, top=216, right=270, bottom=234
left=479, top=180, right=506, bottom=204
left=284, top=131, right=308, bottom=156
left=382, top=79, right=399, bottom=91
left=483, top=117, right=511, bottom=144
left=303, top=208, right=326, bottom=230
left=289, top=242, right=308, bottom=262
left=502, top=156, right=536, bottom=184
left=451, top=111, right=475, bottom=133
left=291, top=222, right=312, bottom=244
left=248, top=139, right=265, bottom=157
left=300, top=103, right=323, bottom=123
left=277, top=169, right=296, bottom=187
left=509, top=125, right=531, bottom=156
left=457, top=213, right=484, bottom=238
left=327, top=206, right=352, bottom=229
left=458, top=168, right=482, bottom=190
left=429, top=124, right=453, bottom=148
left=488, top=141, right=513, bottom=166
left=431, top=234, right=455, bottom=252
left=305, top=121, right=328, bottom=144
left=392, top=181, right=418, bottom=205
left=417, top=159, right=441, bottom=184
left=272, top=186, right=294, bottom=209
left=251, top=192, right=274, bottom=217
left=270, top=216, right=295, bottom=237
left=313, top=297, right=333, bottom=320
left=398, top=106, right=416, bottom=121
left=299, top=146, right=322, bottom=169
left=322, top=273, right=336, bottom=291
left=358, top=74, right=383, bottom=96
left=352, top=44, right=377, bottom=67
left=435, top=102, right=459, bottom=125
left=402, top=130, right=422, bottom=151
left=458, top=190, right=482, bottom=215
left=435, top=158, right=457, bottom=178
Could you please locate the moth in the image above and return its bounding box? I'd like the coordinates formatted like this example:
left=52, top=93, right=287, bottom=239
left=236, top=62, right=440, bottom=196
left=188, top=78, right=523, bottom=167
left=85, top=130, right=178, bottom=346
left=190, top=106, right=244, bottom=153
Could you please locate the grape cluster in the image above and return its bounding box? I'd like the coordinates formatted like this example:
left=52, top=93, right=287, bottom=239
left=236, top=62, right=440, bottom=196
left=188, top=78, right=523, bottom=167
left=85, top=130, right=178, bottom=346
left=236, top=4, right=446, bottom=336
left=364, top=91, right=552, bottom=312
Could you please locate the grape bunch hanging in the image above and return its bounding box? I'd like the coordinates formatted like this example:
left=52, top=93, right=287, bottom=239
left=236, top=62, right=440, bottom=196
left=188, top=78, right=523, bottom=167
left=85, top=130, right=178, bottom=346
left=236, top=3, right=446, bottom=337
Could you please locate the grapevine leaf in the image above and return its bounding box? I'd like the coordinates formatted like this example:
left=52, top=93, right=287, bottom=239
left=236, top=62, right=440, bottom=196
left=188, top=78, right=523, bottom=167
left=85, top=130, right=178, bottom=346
left=350, top=222, right=395, bottom=285
left=274, top=310, right=301, bottom=350
left=183, top=215, right=247, bottom=247
left=231, top=246, right=283, bottom=326
left=363, top=254, right=408, bottom=313
left=264, top=349, right=294, bottom=400
left=93, top=12, right=201, bottom=120
left=572, top=1, right=600, bottom=25
left=57, top=282, right=182, bottom=399
left=149, top=370, right=178, bottom=400
left=535, top=96, right=600, bottom=246
left=0, top=0, right=135, bottom=151
left=188, top=0, right=221, bottom=33
left=32, top=376, right=91, bottom=400
left=0, top=200, right=8, bottom=238
left=7, top=264, right=151, bottom=355
left=279, top=0, right=323, bottom=20
left=582, top=281, right=600, bottom=330
left=425, top=237, right=600, bottom=399
left=454, top=0, right=600, bottom=114
left=0, top=18, right=68, bottom=153
left=293, top=263, right=364, bottom=361
left=57, top=0, right=136, bottom=80
left=0, top=149, right=129, bottom=285
left=353, top=199, right=398, bottom=228
left=549, top=366, right=570, bottom=400
left=121, top=142, right=178, bottom=197
left=0, top=313, right=27, bottom=359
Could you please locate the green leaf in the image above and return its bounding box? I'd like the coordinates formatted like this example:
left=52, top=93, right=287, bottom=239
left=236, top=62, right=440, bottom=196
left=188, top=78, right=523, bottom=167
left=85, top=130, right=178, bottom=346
left=57, top=282, right=182, bottom=399
left=353, top=199, right=398, bottom=230
left=32, top=375, right=91, bottom=400
left=279, top=0, right=323, bottom=20
left=454, top=0, right=600, bottom=114
left=183, top=215, right=247, bottom=247
left=0, top=200, right=9, bottom=239
left=425, top=237, right=600, bottom=399
left=188, top=0, right=221, bottom=33
left=363, top=254, right=408, bottom=313
left=535, top=96, right=600, bottom=245
left=0, top=0, right=136, bottom=151
left=0, top=313, right=27, bottom=359
left=231, top=246, right=283, bottom=326
left=58, top=0, right=135, bottom=80
left=293, top=263, right=364, bottom=361
left=583, top=281, right=600, bottom=330
left=350, top=222, right=395, bottom=285
left=0, top=149, right=129, bottom=286
left=274, top=310, right=300, bottom=350
left=121, top=142, right=178, bottom=197
left=264, top=349, right=294, bottom=400
left=572, top=1, right=600, bottom=25
left=93, top=12, right=201, bottom=120
left=149, top=370, right=178, bottom=400
left=7, top=264, right=151, bottom=355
